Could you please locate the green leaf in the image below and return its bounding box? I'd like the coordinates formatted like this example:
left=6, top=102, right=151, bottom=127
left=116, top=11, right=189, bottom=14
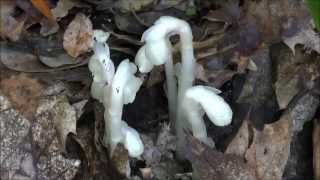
left=307, top=0, right=320, bottom=31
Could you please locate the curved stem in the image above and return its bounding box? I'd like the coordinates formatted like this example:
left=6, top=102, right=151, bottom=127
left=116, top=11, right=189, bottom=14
left=164, top=42, right=177, bottom=123
left=103, top=60, right=130, bottom=154
left=175, top=25, right=196, bottom=159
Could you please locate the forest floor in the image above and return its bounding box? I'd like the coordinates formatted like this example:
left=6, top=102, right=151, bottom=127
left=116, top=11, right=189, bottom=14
left=0, top=0, right=319, bottom=180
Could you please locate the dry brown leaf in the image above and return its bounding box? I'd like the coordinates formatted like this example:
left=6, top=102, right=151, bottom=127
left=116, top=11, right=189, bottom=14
left=0, top=74, right=43, bottom=120
left=147, top=66, right=164, bottom=88
left=0, top=42, right=88, bottom=72
left=226, top=119, right=251, bottom=157
left=115, top=0, right=154, bottom=13
left=52, top=0, right=77, bottom=19
left=245, top=91, right=319, bottom=180
left=272, top=45, right=320, bottom=109
left=30, top=0, right=54, bottom=21
left=185, top=132, right=256, bottom=180
left=63, top=13, right=93, bottom=58
left=39, top=17, right=59, bottom=36
left=245, top=113, right=291, bottom=180
left=33, top=96, right=81, bottom=179
left=51, top=96, right=78, bottom=152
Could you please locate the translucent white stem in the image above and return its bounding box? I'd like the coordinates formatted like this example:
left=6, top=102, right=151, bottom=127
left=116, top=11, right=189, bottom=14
left=103, top=60, right=143, bottom=157
left=174, top=22, right=196, bottom=159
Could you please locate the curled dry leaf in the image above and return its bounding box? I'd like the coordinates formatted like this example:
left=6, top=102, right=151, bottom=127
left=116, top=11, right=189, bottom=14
left=63, top=13, right=93, bottom=58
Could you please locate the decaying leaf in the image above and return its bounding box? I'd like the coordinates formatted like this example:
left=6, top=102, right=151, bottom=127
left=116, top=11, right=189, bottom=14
left=245, top=113, right=291, bottom=180
left=39, top=17, right=59, bottom=36
left=39, top=52, right=80, bottom=68
left=237, top=48, right=274, bottom=105
left=245, top=90, right=319, bottom=180
left=226, top=119, right=250, bottom=157
left=33, top=99, right=81, bottom=179
left=0, top=90, right=12, bottom=111
left=0, top=74, right=43, bottom=120
left=63, top=13, right=93, bottom=58
left=91, top=101, right=131, bottom=178
left=36, top=95, right=87, bottom=152
left=147, top=66, right=164, bottom=88
left=282, top=18, right=320, bottom=54
left=141, top=124, right=180, bottom=180
left=52, top=0, right=78, bottom=19
left=115, top=0, right=154, bottom=13
left=0, top=42, right=88, bottom=72
left=314, top=119, right=320, bottom=180
left=110, top=144, right=131, bottom=178
left=51, top=96, right=78, bottom=152
left=0, top=108, right=33, bottom=179
left=0, top=0, right=26, bottom=41
left=271, top=44, right=320, bottom=109
left=184, top=132, right=256, bottom=180
left=205, top=69, right=237, bottom=88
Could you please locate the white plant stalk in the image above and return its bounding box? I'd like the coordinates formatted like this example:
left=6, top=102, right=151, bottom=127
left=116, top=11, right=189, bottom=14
left=135, top=40, right=177, bottom=122
left=135, top=16, right=233, bottom=159
left=89, top=30, right=114, bottom=102
left=103, top=59, right=143, bottom=157
left=89, top=31, right=143, bottom=157
left=135, top=16, right=195, bottom=157
left=182, top=86, right=233, bottom=145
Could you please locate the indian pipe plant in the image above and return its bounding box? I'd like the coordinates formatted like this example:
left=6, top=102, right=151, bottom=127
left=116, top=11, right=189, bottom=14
left=135, top=16, right=233, bottom=159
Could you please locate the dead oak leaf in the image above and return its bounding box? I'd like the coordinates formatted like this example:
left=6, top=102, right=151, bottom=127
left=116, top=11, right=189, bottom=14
left=185, top=132, right=256, bottom=180
left=52, top=0, right=76, bottom=19
left=245, top=113, right=291, bottom=180
left=63, top=13, right=93, bottom=58
left=0, top=74, right=43, bottom=120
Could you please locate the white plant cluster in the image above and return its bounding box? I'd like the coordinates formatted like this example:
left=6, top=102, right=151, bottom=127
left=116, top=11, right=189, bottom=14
left=135, top=16, right=233, bottom=158
left=89, top=30, right=143, bottom=158
left=89, top=16, right=233, bottom=160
